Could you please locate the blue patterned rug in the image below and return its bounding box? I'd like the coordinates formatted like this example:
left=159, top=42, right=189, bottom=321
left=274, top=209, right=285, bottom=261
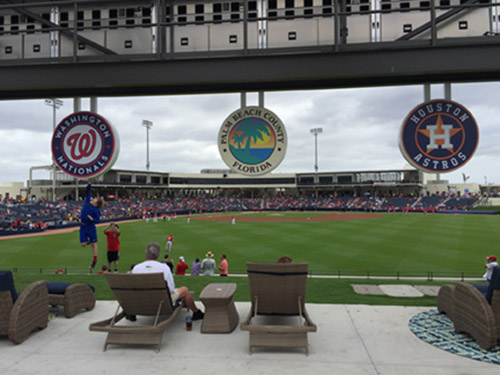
left=409, top=309, right=500, bottom=365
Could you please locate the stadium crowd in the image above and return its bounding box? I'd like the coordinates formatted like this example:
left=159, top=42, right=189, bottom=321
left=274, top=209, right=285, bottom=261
left=0, top=192, right=482, bottom=235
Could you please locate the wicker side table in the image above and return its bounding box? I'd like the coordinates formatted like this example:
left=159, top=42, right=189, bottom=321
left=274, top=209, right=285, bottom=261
left=200, top=283, right=239, bottom=333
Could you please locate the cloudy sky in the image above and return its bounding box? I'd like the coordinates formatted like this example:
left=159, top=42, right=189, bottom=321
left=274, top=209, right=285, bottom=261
left=0, top=82, right=498, bottom=186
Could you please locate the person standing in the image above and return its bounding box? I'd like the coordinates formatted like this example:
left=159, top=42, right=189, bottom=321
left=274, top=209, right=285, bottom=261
left=231, top=215, right=236, bottom=225
left=201, top=251, right=216, bottom=276
left=163, top=254, right=174, bottom=273
left=176, top=256, right=189, bottom=275
left=80, top=181, right=103, bottom=269
left=132, top=243, right=204, bottom=320
left=218, top=254, right=228, bottom=277
left=104, top=223, right=120, bottom=272
left=166, top=234, right=173, bottom=252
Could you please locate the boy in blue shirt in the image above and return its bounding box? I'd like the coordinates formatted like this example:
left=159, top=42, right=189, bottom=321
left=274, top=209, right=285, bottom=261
left=80, top=181, right=103, bottom=269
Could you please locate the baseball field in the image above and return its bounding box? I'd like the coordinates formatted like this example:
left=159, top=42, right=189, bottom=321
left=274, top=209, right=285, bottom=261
left=2, top=211, right=498, bottom=305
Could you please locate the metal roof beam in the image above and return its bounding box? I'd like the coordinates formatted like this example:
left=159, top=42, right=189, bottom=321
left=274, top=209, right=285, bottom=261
left=1, top=39, right=500, bottom=100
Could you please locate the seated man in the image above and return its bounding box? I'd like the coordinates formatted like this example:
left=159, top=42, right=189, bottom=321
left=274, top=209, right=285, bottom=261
left=475, top=266, right=500, bottom=303
left=132, top=242, right=204, bottom=320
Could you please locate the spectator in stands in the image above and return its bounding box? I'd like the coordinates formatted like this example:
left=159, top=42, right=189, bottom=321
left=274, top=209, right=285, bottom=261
left=483, top=255, right=498, bottom=281
left=218, top=254, right=228, bottom=277
left=176, top=256, right=189, bottom=275
left=132, top=243, right=204, bottom=321
left=191, top=258, right=201, bottom=276
left=201, top=251, right=216, bottom=276
left=163, top=254, right=174, bottom=272
left=98, top=265, right=108, bottom=274
left=276, top=255, right=292, bottom=263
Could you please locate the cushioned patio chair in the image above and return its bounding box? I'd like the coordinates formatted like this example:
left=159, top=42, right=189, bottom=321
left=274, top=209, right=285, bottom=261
left=89, top=272, right=185, bottom=352
left=46, top=282, right=95, bottom=318
left=0, top=270, right=49, bottom=344
left=451, top=267, right=500, bottom=350
left=240, top=262, right=317, bottom=354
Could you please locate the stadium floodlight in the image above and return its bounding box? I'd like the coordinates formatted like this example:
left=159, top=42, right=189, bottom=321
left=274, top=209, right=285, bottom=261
left=310, top=127, right=323, bottom=173
left=45, top=99, right=63, bottom=201
left=142, top=120, right=153, bottom=171
left=45, top=99, right=63, bottom=130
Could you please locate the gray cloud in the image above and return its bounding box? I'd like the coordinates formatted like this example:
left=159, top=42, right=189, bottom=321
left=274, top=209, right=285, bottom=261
left=0, top=83, right=498, bottom=185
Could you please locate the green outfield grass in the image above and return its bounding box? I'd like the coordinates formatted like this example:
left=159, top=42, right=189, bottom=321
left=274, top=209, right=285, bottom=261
left=1, top=212, right=498, bottom=274
left=1, top=212, right=498, bottom=305
left=9, top=272, right=445, bottom=307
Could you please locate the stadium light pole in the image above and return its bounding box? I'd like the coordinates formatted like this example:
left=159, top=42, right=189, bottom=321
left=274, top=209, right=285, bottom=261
left=45, top=99, right=63, bottom=201
left=142, top=120, right=153, bottom=171
left=310, top=127, right=323, bottom=173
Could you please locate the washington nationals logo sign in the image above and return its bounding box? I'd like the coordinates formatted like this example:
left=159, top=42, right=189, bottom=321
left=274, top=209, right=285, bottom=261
left=218, top=107, right=287, bottom=176
left=51, top=112, right=120, bottom=179
left=399, top=100, right=479, bottom=173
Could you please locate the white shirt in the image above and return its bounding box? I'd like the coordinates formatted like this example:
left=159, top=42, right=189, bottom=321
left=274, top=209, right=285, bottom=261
left=483, top=262, right=498, bottom=281
left=132, top=260, right=176, bottom=292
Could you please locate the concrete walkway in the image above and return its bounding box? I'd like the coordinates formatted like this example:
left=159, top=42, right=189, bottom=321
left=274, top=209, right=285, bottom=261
left=0, top=301, right=497, bottom=375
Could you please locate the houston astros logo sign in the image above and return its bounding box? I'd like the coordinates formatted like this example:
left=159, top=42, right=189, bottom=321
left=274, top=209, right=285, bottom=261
left=218, top=106, right=287, bottom=176
left=399, top=99, right=479, bottom=173
left=51, top=111, right=120, bottom=179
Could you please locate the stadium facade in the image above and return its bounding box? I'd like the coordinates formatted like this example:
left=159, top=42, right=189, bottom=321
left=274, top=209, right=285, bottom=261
left=22, top=166, right=435, bottom=200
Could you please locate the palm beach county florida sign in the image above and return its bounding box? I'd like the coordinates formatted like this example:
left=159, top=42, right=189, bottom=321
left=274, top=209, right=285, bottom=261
left=218, top=106, right=287, bottom=176
left=399, top=99, right=479, bottom=173
left=51, top=112, right=120, bottom=179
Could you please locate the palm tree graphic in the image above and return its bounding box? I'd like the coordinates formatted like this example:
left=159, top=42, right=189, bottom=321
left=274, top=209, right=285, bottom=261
left=239, top=119, right=270, bottom=155
left=231, top=132, right=245, bottom=149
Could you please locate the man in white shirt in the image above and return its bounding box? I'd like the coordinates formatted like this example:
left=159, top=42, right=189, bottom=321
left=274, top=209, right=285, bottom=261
left=483, top=255, right=498, bottom=282
left=132, top=242, right=204, bottom=320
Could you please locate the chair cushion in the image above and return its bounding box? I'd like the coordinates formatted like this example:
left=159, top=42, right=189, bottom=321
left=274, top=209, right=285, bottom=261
left=474, top=284, right=488, bottom=298
left=46, top=282, right=95, bottom=295
left=0, top=270, right=18, bottom=302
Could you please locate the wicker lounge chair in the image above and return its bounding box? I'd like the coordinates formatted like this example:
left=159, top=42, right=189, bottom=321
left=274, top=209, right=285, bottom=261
left=240, top=262, right=317, bottom=354
left=450, top=267, right=500, bottom=350
left=0, top=270, right=49, bottom=344
left=89, top=272, right=185, bottom=352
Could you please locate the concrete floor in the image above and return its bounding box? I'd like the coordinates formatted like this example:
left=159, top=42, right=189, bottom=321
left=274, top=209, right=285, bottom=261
left=0, top=301, right=497, bottom=375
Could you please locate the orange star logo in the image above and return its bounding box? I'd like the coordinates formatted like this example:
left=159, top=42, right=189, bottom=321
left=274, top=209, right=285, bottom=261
left=418, top=115, right=462, bottom=154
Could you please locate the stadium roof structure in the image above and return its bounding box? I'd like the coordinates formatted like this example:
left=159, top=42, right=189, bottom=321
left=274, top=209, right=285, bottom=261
left=0, top=1, right=500, bottom=99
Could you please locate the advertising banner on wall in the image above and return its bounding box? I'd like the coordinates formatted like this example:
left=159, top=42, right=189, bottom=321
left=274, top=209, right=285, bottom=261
left=399, top=99, right=479, bottom=173
left=51, top=111, right=120, bottom=179
left=218, top=106, right=287, bottom=176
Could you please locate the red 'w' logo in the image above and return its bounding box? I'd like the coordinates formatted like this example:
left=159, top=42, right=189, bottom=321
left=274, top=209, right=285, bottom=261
left=67, top=130, right=97, bottom=160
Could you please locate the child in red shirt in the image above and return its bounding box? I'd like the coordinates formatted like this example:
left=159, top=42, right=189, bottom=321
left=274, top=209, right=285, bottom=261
left=104, top=223, right=120, bottom=272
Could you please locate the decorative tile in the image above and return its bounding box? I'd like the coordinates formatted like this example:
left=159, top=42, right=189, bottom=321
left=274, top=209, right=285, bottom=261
left=409, top=309, right=500, bottom=365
